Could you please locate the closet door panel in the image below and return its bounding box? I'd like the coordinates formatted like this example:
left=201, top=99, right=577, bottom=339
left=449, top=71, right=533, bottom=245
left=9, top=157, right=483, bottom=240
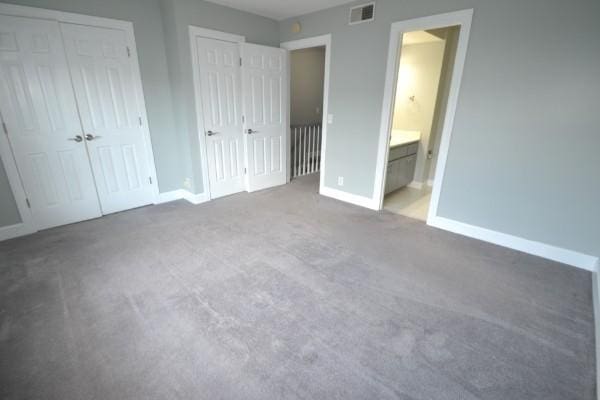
left=0, top=14, right=101, bottom=230
left=61, top=23, right=154, bottom=214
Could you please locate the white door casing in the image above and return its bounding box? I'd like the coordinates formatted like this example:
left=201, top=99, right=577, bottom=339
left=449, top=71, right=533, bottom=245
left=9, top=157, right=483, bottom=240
left=241, top=43, right=288, bottom=192
left=194, top=36, right=245, bottom=199
left=0, top=15, right=102, bottom=230
left=61, top=23, right=155, bottom=214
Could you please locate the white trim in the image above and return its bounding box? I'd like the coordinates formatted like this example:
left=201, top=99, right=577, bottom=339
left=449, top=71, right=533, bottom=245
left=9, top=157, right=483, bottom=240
left=0, top=222, right=36, bottom=242
left=181, top=190, right=209, bottom=205
left=155, top=190, right=185, bottom=204
left=0, top=2, right=159, bottom=223
left=154, top=189, right=209, bottom=206
left=280, top=34, right=331, bottom=195
left=372, top=9, right=474, bottom=223
left=429, top=215, right=599, bottom=271
left=0, top=2, right=132, bottom=29
left=320, top=185, right=379, bottom=210
left=189, top=26, right=246, bottom=202
left=426, top=179, right=434, bottom=187
left=189, top=26, right=245, bottom=43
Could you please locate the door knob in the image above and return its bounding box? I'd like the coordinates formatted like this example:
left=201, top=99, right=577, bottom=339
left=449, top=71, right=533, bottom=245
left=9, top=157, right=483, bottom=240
left=68, top=135, right=83, bottom=142
left=247, top=129, right=258, bottom=134
left=206, top=130, right=219, bottom=136
left=85, top=134, right=101, bottom=141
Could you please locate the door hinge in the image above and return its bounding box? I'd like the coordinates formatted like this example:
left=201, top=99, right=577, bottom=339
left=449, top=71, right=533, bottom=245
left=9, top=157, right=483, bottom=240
left=244, top=167, right=247, bottom=174
left=138, top=116, right=143, bottom=127
left=241, top=115, right=245, bottom=123
left=25, top=198, right=31, bottom=208
left=126, top=46, right=131, bottom=57
left=148, top=176, right=153, bottom=184
left=239, top=57, right=242, bottom=66
left=1, top=121, right=7, bottom=135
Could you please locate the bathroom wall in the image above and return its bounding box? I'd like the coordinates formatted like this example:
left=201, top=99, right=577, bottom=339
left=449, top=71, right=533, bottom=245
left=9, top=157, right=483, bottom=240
left=392, top=40, right=446, bottom=184
left=290, top=47, right=325, bottom=126
left=427, top=26, right=460, bottom=183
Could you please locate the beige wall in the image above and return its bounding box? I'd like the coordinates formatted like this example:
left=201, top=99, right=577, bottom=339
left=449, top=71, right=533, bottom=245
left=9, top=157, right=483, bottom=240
left=392, top=40, right=445, bottom=184
left=290, top=47, right=325, bottom=126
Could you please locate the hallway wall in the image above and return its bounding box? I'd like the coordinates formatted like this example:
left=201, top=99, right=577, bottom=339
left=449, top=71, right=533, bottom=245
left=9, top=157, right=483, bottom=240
left=290, top=47, right=325, bottom=126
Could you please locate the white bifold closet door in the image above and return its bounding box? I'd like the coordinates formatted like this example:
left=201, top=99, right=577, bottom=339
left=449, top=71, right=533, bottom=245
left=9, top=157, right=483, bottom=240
left=195, top=37, right=245, bottom=199
left=61, top=24, right=155, bottom=215
left=0, top=15, right=101, bottom=230
left=240, top=43, right=287, bottom=193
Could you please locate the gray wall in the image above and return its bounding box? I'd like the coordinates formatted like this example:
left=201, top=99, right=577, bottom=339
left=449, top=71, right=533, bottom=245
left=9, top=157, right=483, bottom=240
left=290, top=47, right=325, bottom=126
left=160, top=0, right=279, bottom=194
left=280, top=0, right=600, bottom=257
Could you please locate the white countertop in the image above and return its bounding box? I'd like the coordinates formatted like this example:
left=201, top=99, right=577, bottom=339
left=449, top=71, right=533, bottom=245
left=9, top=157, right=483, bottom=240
left=390, top=129, right=421, bottom=147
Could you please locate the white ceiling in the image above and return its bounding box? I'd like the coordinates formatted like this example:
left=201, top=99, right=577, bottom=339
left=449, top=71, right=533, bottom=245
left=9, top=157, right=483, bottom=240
left=205, top=0, right=358, bottom=21
left=402, top=31, right=444, bottom=46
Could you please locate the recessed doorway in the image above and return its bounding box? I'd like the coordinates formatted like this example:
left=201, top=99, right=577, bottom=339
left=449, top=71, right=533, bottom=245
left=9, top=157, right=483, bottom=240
left=373, top=10, right=473, bottom=224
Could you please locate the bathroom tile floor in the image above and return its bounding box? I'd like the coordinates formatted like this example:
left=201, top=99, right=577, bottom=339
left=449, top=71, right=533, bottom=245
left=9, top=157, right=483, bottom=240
left=383, top=185, right=432, bottom=221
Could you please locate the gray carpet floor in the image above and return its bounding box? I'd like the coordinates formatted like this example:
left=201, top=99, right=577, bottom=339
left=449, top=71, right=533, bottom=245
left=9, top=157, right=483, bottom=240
left=0, top=174, right=595, bottom=399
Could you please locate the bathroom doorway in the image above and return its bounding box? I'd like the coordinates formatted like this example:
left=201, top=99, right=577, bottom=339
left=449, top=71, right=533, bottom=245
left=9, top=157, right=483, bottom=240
left=373, top=10, right=473, bottom=223
left=384, top=27, right=459, bottom=220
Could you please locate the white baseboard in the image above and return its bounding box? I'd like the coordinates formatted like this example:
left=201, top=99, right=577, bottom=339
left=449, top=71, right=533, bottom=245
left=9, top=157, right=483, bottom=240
left=0, top=222, right=37, bottom=241
left=320, top=185, right=379, bottom=210
left=408, top=181, right=424, bottom=190
left=428, top=215, right=599, bottom=271
left=426, top=179, right=434, bottom=187
left=155, top=190, right=185, bottom=204
left=181, top=190, right=209, bottom=205
left=155, top=189, right=209, bottom=206
left=1, top=189, right=210, bottom=243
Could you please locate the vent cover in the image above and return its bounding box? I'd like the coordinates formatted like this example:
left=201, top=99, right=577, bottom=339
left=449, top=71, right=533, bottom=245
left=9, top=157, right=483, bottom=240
left=349, top=2, right=375, bottom=25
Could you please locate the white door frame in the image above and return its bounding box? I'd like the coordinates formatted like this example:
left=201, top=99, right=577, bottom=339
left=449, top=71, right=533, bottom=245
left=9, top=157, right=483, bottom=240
left=280, top=34, right=331, bottom=194
left=189, top=25, right=245, bottom=201
left=373, top=9, right=473, bottom=225
left=0, top=2, right=159, bottom=239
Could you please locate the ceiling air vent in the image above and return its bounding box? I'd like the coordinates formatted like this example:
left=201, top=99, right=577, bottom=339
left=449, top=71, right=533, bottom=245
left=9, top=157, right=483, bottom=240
left=349, top=2, right=375, bottom=25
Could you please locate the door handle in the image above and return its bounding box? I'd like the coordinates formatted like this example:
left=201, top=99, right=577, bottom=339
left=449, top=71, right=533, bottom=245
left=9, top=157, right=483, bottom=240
left=247, top=129, right=258, bottom=134
left=206, top=130, right=219, bottom=136
left=68, top=135, right=83, bottom=142
left=85, top=134, right=101, bottom=141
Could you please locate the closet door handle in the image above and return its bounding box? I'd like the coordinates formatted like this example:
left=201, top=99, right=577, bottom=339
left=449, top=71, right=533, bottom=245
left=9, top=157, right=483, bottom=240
left=247, top=129, right=258, bottom=134
left=206, top=130, right=219, bottom=136
left=85, top=134, right=101, bottom=141
left=68, top=135, right=83, bottom=142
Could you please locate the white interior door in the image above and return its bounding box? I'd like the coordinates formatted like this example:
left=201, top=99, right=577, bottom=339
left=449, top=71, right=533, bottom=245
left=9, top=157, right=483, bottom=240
left=0, top=15, right=101, bottom=230
left=61, top=23, right=155, bottom=215
left=194, top=37, right=245, bottom=199
left=241, top=43, right=288, bottom=192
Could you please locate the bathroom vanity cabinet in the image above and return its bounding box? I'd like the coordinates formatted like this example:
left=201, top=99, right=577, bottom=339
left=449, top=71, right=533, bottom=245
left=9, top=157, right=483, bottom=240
left=385, top=142, right=418, bottom=194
